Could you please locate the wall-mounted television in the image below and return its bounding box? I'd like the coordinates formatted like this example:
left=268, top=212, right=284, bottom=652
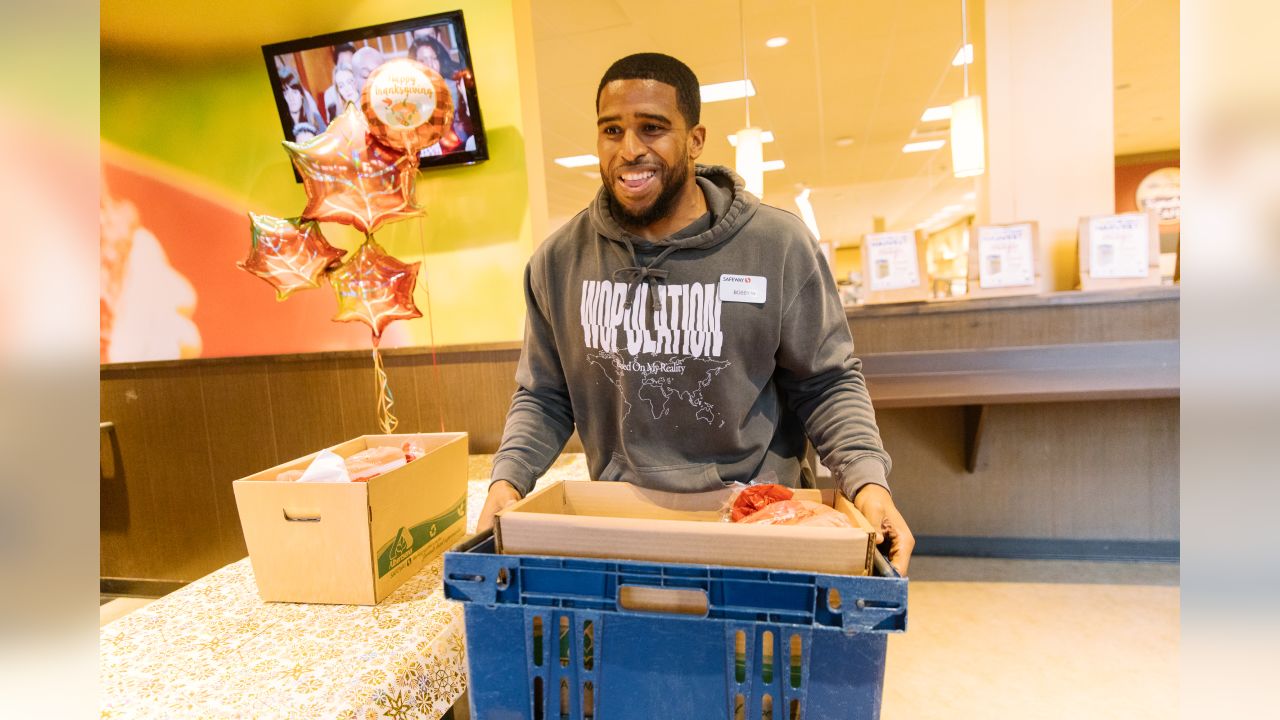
left=262, top=10, right=488, bottom=179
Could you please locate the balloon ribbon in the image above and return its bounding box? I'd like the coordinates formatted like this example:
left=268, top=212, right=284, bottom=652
left=371, top=336, right=398, bottom=434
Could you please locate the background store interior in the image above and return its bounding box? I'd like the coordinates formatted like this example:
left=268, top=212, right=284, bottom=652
left=100, top=2, right=1180, bottom=715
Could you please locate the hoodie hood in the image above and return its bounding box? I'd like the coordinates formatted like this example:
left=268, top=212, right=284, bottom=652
left=588, top=164, right=760, bottom=253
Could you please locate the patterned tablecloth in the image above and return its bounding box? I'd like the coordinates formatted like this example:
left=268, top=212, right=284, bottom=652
left=100, top=454, right=589, bottom=719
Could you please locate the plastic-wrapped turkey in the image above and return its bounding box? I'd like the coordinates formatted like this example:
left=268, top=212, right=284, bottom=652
left=738, top=499, right=854, bottom=528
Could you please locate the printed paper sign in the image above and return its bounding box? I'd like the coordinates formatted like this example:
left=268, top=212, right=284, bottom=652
left=1088, top=215, right=1150, bottom=279
left=864, top=232, right=922, bottom=291
left=977, top=224, right=1035, bottom=288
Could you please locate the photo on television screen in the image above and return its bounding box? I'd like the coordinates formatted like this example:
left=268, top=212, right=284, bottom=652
left=262, top=10, right=488, bottom=178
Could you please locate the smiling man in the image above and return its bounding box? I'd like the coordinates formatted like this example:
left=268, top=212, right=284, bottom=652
left=477, top=53, right=913, bottom=573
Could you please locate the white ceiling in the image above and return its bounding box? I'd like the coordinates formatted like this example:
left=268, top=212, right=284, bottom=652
left=100, top=0, right=1179, bottom=247
left=531, top=0, right=1180, bottom=244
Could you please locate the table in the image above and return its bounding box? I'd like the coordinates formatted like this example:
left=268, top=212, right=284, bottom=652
left=100, top=454, right=589, bottom=719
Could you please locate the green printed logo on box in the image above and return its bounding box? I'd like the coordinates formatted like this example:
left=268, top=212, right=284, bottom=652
left=376, top=496, right=466, bottom=578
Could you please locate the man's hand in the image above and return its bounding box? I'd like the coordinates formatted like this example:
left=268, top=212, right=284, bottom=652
left=475, top=480, right=522, bottom=534
left=852, top=484, right=914, bottom=576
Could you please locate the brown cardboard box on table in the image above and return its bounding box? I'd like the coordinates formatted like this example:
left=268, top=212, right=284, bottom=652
left=494, top=480, right=877, bottom=575
left=233, top=432, right=468, bottom=605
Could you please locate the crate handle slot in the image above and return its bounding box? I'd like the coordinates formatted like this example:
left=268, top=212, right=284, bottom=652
left=618, top=585, right=708, bottom=616
left=446, top=573, right=485, bottom=584
left=282, top=509, right=321, bottom=523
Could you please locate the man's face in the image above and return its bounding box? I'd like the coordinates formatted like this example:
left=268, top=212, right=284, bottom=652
left=596, top=79, right=704, bottom=228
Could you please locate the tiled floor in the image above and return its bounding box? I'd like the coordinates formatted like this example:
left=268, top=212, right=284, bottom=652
left=880, top=557, right=1178, bottom=719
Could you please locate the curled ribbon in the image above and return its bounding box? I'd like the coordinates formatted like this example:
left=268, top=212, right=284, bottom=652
left=371, top=340, right=399, bottom=434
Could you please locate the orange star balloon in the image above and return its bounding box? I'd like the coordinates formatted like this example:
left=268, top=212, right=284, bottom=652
left=329, top=238, right=422, bottom=337
left=238, top=213, right=346, bottom=300
left=283, top=103, right=422, bottom=234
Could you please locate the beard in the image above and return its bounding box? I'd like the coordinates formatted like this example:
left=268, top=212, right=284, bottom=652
left=603, top=158, right=690, bottom=230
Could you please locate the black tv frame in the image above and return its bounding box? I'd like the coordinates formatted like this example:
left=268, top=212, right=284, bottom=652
left=262, top=9, right=489, bottom=179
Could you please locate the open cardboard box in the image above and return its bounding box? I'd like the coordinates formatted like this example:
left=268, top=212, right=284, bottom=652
left=233, top=432, right=468, bottom=605
left=494, top=480, right=877, bottom=575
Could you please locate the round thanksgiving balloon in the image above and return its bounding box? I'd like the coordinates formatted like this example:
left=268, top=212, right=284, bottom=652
left=360, top=58, right=454, bottom=156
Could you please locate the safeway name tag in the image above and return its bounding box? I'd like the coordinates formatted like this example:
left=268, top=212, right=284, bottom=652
left=719, top=274, right=767, bottom=304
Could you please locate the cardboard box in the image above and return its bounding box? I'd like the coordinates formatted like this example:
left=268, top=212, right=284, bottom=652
left=233, top=433, right=468, bottom=604
left=495, top=481, right=877, bottom=576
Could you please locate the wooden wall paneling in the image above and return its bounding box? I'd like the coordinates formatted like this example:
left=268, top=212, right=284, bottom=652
left=848, top=299, right=1178, bottom=353
left=413, top=353, right=448, bottom=437
left=100, top=370, right=158, bottom=580
left=1149, top=400, right=1180, bottom=539
left=1038, top=399, right=1179, bottom=540
left=878, top=400, right=1178, bottom=541
left=449, top=351, right=519, bottom=452
left=962, top=404, right=990, bottom=473
left=265, top=358, right=346, bottom=461
left=122, top=369, right=224, bottom=582
left=198, top=362, right=278, bottom=566
left=878, top=405, right=1057, bottom=539
left=413, top=350, right=520, bottom=453
left=100, top=423, right=126, bottom=535
left=334, top=354, right=422, bottom=438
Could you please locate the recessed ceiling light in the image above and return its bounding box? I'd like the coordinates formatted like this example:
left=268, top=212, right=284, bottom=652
left=700, top=79, right=757, bottom=103
left=834, top=136, right=854, bottom=147
left=963, top=191, right=976, bottom=200
left=903, top=140, right=946, bottom=153
left=765, top=36, right=789, bottom=48
left=728, top=130, right=775, bottom=147
left=762, top=160, right=786, bottom=172
left=952, top=44, right=973, bottom=66
left=581, top=171, right=599, bottom=178
left=921, top=106, right=953, bottom=122
left=554, top=154, right=598, bottom=168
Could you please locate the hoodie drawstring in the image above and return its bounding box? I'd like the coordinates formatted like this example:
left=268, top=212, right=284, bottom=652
left=610, top=234, right=679, bottom=314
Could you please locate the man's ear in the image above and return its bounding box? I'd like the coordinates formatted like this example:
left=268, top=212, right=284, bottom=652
left=688, top=124, right=706, bottom=160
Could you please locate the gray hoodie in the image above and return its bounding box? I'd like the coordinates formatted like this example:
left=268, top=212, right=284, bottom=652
left=492, top=165, right=891, bottom=501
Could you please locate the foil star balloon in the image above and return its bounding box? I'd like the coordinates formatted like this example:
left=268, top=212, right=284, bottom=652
left=283, top=103, right=422, bottom=234
left=329, top=238, right=422, bottom=337
left=238, top=213, right=346, bottom=300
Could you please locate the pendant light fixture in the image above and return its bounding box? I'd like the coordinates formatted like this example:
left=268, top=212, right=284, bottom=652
left=950, top=0, right=986, bottom=178
left=734, top=0, right=765, bottom=197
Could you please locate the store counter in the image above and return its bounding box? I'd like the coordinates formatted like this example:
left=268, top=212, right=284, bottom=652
left=99, top=455, right=589, bottom=719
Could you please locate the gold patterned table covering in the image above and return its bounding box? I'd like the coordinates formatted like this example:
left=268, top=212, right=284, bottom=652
left=100, top=454, right=589, bottom=719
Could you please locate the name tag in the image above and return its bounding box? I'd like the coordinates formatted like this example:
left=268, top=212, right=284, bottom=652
left=719, top=274, right=767, bottom=304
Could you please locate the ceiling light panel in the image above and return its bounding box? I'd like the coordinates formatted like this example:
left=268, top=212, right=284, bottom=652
left=554, top=154, right=599, bottom=168
left=728, top=130, right=775, bottom=147
left=902, top=140, right=946, bottom=153
left=700, top=79, right=757, bottom=103
left=921, top=106, right=953, bottom=122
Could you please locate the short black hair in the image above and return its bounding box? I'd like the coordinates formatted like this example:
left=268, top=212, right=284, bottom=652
left=332, top=42, right=355, bottom=61
left=596, top=53, right=701, bottom=127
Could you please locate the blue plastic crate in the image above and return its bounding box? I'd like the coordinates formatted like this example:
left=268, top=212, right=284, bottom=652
left=445, top=532, right=907, bottom=719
